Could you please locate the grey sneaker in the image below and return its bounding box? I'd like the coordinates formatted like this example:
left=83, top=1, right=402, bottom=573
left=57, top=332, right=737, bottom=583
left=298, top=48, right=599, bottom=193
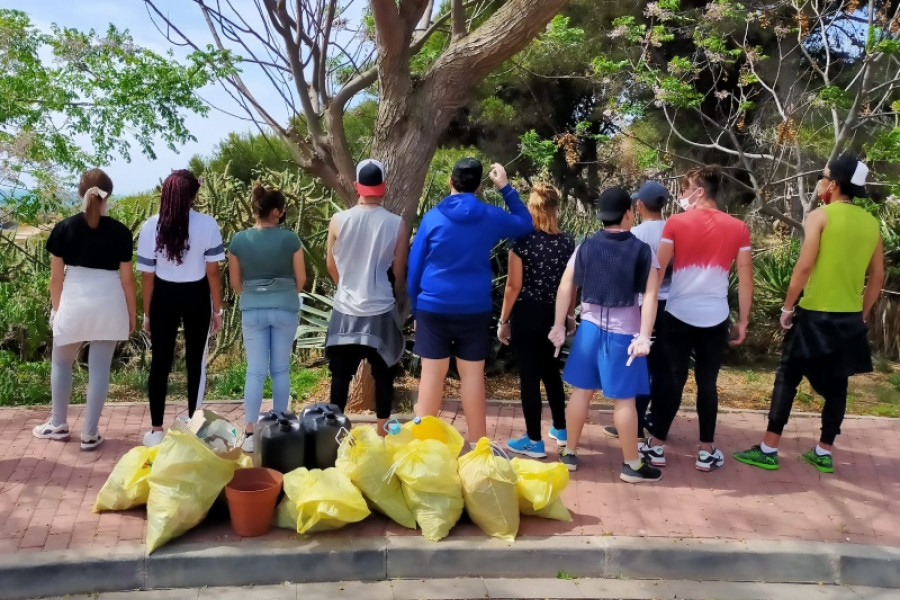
left=620, top=462, right=662, bottom=483
left=559, top=449, right=579, bottom=472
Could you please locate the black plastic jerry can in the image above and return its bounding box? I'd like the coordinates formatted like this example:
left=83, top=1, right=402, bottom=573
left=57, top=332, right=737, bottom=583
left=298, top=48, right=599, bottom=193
left=299, top=403, right=351, bottom=470
left=257, top=412, right=306, bottom=474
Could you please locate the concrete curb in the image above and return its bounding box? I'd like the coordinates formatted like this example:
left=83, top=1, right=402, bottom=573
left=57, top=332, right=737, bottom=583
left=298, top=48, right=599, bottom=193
left=3, top=536, right=899, bottom=600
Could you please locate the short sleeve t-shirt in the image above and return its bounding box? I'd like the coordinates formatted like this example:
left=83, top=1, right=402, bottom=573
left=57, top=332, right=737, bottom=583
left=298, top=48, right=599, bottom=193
left=631, top=220, right=670, bottom=301
left=660, top=209, right=751, bottom=327
left=45, top=214, right=133, bottom=271
left=136, top=210, right=225, bottom=282
left=567, top=244, right=659, bottom=336
left=511, top=230, right=575, bottom=304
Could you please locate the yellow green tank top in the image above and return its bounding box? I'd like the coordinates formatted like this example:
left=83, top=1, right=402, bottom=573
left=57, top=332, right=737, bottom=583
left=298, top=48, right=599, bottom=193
left=799, top=202, right=880, bottom=313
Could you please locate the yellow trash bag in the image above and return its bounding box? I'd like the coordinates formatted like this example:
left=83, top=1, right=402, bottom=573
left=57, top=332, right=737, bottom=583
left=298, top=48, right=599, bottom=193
left=277, top=467, right=370, bottom=534
left=511, top=457, right=572, bottom=522
left=458, top=438, right=519, bottom=542
left=93, top=446, right=159, bottom=512
left=401, top=416, right=465, bottom=456
left=335, top=426, right=416, bottom=529
left=145, top=429, right=239, bottom=553
left=391, top=438, right=464, bottom=541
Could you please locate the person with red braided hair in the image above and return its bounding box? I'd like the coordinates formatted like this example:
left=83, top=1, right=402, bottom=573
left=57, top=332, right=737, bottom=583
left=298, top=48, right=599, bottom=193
left=136, top=170, right=226, bottom=447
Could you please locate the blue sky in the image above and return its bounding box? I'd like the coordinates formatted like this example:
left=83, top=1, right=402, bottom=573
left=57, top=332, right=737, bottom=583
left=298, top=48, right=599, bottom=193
left=9, top=1, right=295, bottom=194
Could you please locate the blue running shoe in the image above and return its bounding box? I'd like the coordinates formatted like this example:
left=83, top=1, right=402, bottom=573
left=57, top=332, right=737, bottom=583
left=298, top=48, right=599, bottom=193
left=506, top=434, right=547, bottom=458
left=548, top=426, right=567, bottom=447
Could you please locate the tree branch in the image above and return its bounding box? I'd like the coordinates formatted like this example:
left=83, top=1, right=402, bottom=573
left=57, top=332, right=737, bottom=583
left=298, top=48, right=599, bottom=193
left=451, top=0, right=467, bottom=38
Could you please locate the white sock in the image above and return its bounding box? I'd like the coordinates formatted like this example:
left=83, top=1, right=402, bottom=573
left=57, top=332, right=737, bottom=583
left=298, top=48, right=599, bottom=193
left=626, top=459, right=643, bottom=470
left=815, top=444, right=832, bottom=456
left=760, top=442, right=777, bottom=454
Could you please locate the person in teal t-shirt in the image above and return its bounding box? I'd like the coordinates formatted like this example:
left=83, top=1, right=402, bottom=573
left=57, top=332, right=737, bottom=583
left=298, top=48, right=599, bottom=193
left=228, top=184, right=306, bottom=453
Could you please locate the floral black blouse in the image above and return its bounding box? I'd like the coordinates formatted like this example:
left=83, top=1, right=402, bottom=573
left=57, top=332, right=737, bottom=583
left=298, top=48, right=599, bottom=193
left=511, top=230, right=576, bottom=304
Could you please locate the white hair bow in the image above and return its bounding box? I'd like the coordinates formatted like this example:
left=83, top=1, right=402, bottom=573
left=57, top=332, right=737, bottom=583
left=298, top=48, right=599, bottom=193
left=81, top=187, right=109, bottom=213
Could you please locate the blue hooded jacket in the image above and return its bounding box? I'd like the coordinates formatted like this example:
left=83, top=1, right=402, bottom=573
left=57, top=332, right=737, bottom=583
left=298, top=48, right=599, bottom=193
left=408, top=184, right=534, bottom=315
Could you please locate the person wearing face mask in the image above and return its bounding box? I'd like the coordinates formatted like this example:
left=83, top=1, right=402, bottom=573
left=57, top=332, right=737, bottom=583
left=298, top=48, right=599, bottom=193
left=646, top=165, right=753, bottom=472
left=734, top=155, right=883, bottom=474
left=228, top=184, right=306, bottom=452
left=325, top=160, right=409, bottom=436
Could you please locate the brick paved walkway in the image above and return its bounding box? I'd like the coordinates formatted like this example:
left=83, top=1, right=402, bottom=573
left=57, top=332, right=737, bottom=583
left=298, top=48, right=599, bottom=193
left=1, top=400, right=898, bottom=555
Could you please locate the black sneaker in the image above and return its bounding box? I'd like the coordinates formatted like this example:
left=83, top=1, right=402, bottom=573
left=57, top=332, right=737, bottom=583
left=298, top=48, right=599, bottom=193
left=602, top=426, right=618, bottom=438
left=620, top=462, right=662, bottom=483
left=559, top=449, right=578, bottom=472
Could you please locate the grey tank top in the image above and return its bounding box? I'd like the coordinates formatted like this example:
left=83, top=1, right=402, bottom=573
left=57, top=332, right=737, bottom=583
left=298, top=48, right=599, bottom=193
left=332, top=205, right=402, bottom=317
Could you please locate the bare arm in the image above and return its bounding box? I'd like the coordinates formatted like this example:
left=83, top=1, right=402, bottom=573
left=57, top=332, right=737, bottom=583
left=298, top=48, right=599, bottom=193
left=141, top=272, right=154, bottom=320
left=862, top=237, right=885, bottom=322
left=326, top=215, right=340, bottom=285
left=639, top=267, right=659, bottom=341
left=49, top=256, right=64, bottom=311
left=499, top=250, right=523, bottom=323
left=227, top=253, right=243, bottom=294
left=293, top=248, right=307, bottom=292
left=119, top=262, right=137, bottom=334
left=549, top=265, right=576, bottom=350
left=392, top=220, right=409, bottom=304
left=783, top=209, right=827, bottom=311
left=730, top=247, right=753, bottom=346
left=207, top=261, right=224, bottom=335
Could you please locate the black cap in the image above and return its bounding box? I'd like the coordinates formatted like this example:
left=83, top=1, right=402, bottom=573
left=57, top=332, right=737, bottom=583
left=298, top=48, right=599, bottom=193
left=827, top=155, right=869, bottom=199
left=451, top=157, right=483, bottom=193
left=598, top=187, right=633, bottom=222
left=631, top=181, right=670, bottom=210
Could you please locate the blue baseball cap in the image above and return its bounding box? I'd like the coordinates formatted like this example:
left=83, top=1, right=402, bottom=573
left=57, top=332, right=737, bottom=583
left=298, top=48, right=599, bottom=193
left=631, top=181, right=670, bottom=210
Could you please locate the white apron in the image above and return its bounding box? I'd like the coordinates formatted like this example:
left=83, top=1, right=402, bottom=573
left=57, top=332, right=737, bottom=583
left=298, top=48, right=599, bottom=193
left=53, top=266, right=129, bottom=346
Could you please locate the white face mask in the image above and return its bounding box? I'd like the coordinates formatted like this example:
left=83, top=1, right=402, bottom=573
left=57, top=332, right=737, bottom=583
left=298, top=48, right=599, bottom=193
left=678, top=189, right=699, bottom=212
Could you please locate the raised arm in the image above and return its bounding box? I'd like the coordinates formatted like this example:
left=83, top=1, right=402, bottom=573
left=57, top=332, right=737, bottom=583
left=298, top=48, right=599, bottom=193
left=862, top=237, right=885, bottom=322
left=489, top=163, right=533, bottom=238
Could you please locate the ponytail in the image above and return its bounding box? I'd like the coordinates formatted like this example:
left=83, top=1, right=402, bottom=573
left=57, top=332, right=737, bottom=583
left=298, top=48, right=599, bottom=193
left=77, top=169, right=114, bottom=229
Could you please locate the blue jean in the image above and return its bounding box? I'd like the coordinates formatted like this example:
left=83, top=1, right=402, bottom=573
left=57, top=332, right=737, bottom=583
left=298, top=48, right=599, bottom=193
left=241, top=309, right=298, bottom=424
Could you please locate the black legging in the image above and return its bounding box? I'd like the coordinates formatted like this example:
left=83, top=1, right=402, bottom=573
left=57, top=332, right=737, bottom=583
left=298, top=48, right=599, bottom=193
left=327, top=344, right=395, bottom=419
left=511, top=300, right=566, bottom=441
left=649, top=313, right=729, bottom=444
left=148, top=276, right=211, bottom=427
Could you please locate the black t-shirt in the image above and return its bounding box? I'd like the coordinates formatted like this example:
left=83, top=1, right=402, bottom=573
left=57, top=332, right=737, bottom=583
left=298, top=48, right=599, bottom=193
left=45, top=214, right=133, bottom=271
left=511, top=230, right=576, bottom=304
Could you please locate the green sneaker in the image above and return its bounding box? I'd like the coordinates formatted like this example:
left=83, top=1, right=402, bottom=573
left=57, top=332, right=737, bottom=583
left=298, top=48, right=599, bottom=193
left=733, top=445, right=779, bottom=470
left=801, top=449, right=834, bottom=473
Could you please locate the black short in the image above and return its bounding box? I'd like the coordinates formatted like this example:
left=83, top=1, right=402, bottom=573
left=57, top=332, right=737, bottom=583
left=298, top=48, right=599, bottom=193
left=413, top=310, right=492, bottom=361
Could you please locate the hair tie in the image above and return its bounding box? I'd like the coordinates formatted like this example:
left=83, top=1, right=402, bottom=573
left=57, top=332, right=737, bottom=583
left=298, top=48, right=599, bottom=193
left=81, top=187, right=109, bottom=212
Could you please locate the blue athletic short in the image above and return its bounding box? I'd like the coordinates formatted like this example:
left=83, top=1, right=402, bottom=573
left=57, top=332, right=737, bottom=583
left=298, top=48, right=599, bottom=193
left=562, top=320, right=649, bottom=399
left=413, top=310, right=492, bottom=361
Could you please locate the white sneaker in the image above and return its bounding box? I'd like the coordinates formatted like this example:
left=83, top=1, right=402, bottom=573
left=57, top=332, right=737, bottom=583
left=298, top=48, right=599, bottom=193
left=143, top=430, right=165, bottom=447
left=174, top=415, right=191, bottom=428
left=696, top=447, right=725, bottom=472
left=638, top=437, right=666, bottom=467
left=241, top=434, right=254, bottom=453
left=33, top=420, right=70, bottom=441
left=80, top=434, right=104, bottom=451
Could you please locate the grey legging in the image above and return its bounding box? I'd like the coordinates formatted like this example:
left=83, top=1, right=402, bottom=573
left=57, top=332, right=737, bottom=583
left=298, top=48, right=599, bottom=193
left=51, top=340, right=116, bottom=437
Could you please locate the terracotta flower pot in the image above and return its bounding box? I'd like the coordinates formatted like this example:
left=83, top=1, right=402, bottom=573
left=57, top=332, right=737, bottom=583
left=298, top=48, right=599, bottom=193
left=225, top=467, right=283, bottom=537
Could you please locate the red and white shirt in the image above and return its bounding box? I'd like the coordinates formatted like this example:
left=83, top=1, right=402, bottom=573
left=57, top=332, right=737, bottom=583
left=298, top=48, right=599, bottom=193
left=660, top=209, right=751, bottom=327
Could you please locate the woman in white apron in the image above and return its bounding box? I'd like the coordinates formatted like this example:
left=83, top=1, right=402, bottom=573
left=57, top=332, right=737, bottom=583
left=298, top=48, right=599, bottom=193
left=34, top=169, right=136, bottom=451
left=136, top=170, right=225, bottom=447
left=227, top=184, right=305, bottom=453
